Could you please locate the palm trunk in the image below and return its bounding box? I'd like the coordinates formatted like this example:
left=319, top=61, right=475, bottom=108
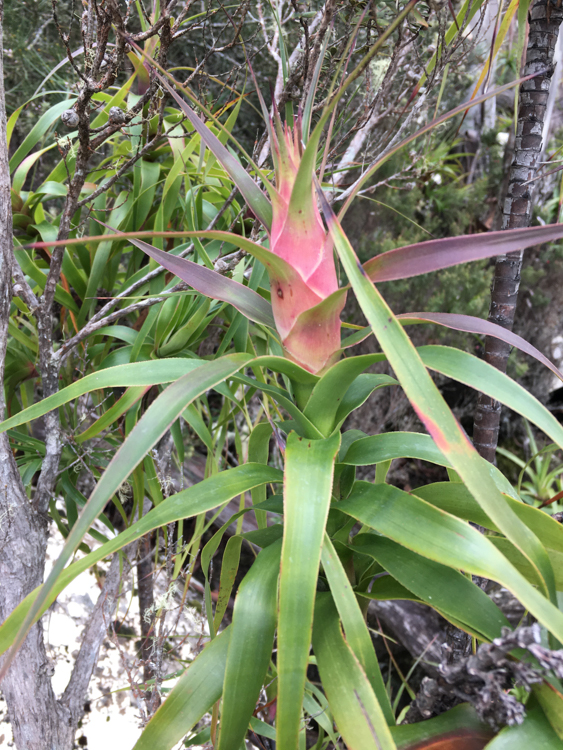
left=473, top=0, right=563, bottom=462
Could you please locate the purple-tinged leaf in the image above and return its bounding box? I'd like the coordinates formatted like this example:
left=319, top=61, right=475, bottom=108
left=364, top=223, right=563, bottom=282
left=398, top=312, right=563, bottom=383
left=123, top=235, right=276, bottom=329
left=157, top=76, right=273, bottom=230
left=81, top=221, right=276, bottom=328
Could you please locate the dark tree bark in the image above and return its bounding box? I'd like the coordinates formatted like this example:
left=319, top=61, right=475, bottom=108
left=473, top=0, right=563, bottom=462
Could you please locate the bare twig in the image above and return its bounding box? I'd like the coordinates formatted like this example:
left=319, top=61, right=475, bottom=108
left=60, top=547, right=135, bottom=726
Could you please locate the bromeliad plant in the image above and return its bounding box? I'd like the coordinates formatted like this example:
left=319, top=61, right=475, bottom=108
left=6, top=17, right=563, bottom=750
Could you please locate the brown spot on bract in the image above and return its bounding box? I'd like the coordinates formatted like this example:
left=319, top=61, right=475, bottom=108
left=277, top=288, right=284, bottom=298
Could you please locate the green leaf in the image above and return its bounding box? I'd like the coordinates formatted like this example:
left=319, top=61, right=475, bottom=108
left=248, top=421, right=273, bottom=529
left=0, top=358, right=204, bottom=434
left=366, top=575, right=423, bottom=603
left=0, top=354, right=252, bottom=681
left=418, top=346, right=563, bottom=451
left=133, top=629, right=231, bottom=750
left=0, top=464, right=282, bottom=658
left=486, top=537, right=563, bottom=591
left=390, top=703, right=493, bottom=749
left=277, top=431, right=340, bottom=749
left=312, top=594, right=397, bottom=750
left=213, top=535, right=243, bottom=630
left=14, top=247, right=80, bottom=313
left=218, top=539, right=282, bottom=750
left=353, top=533, right=510, bottom=639
left=484, top=696, right=561, bottom=749
left=12, top=145, right=55, bottom=193
left=304, top=354, right=393, bottom=436
left=9, top=99, right=77, bottom=172
left=321, top=191, right=557, bottom=610
left=341, top=431, right=517, bottom=498
left=398, top=312, right=563, bottom=384
left=533, top=681, right=563, bottom=741
left=338, top=483, right=563, bottom=641
left=413, top=482, right=563, bottom=557
left=334, top=373, right=398, bottom=430
left=75, top=386, right=149, bottom=443
left=321, top=535, right=394, bottom=724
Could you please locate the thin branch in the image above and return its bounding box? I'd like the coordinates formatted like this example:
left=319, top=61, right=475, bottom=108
left=11, top=257, right=39, bottom=311
left=60, top=546, right=135, bottom=725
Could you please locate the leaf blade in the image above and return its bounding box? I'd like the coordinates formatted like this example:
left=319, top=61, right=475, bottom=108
left=312, top=594, right=396, bottom=750
left=321, top=191, right=559, bottom=618
left=133, top=629, right=231, bottom=750
left=218, top=540, right=282, bottom=750
left=277, top=432, right=340, bottom=749
left=0, top=354, right=252, bottom=681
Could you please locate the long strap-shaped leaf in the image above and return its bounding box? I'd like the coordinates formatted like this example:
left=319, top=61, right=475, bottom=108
left=0, top=464, right=282, bottom=658
left=277, top=431, right=340, bottom=749
left=133, top=628, right=231, bottom=750
left=339, top=483, right=563, bottom=640
left=341, top=431, right=517, bottom=497
left=0, top=354, right=251, bottom=681
left=99, top=226, right=276, bottom=329
left=398, top=312, right=563, bottom=383
left=312, top=594, right=397, bottom=750
left=158, top=77, right=273, bottom=230
left=0, top=358, right=202, bottom=433
left=353, top=533, right=510, bottom=640
left=414, top=482, right=563, bottom=555
left=319, top=191, right=561, bottom=621
left=364, top=223, right=563, bottom=283
left=321, top=535, right=395, bottom=725
left=218, top=539, right=282, bottom=750
left=0, top=353, right=318, bottom=435
left=418, top=346, right=563, bottom=449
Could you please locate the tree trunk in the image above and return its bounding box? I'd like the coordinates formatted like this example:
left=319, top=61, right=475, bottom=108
left=473, top=0, right=563, bottom=462
left=0, top=6, right=131, bottom=746
left=0, top=3, right=74, bottom=746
